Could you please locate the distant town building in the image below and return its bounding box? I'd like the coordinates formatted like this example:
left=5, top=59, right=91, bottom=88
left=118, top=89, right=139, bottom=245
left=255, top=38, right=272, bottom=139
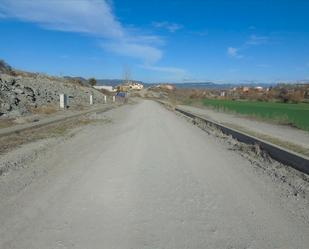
left=129, top=82, right=144, bottom=90
left=117, top=85, right=130, bottom=92
left=93, top=85, right=116, bottom=92
left=254, top=86, right=263, bottom=91
left=118, top=81, right=144, bottom=91
left=155, top=84, right=176, bottom=91
left=241, top=87, right=249, bottom=92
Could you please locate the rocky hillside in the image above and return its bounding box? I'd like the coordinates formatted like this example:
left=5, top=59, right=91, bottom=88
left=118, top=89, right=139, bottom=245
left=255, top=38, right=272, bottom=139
left=0, top=60, right=14, bottom=75
left=0, top=71, right=106, bottom=117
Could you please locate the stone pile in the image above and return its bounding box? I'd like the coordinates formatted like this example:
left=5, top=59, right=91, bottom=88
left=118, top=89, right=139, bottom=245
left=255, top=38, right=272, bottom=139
left=0, top=74, right=105, bottom=117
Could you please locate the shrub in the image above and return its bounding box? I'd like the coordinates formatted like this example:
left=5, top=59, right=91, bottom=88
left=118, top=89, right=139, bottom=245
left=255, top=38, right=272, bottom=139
left=88, top=78, right=97, bottom=86
left=288, top=90, right=304, bottom=104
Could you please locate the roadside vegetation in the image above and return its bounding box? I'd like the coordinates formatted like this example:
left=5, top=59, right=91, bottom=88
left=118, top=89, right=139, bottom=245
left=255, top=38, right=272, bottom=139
left=160, top=84, right=309, bottom=131
left=88, top=77, right=97, bottom=86
left=0, top=114, right=108, bottom=156
left=189, top=99, right=308, bottom=131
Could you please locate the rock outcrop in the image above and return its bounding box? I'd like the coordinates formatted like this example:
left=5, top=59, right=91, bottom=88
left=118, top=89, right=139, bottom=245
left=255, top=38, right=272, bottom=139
left=0, top=74, right=105, bottom=117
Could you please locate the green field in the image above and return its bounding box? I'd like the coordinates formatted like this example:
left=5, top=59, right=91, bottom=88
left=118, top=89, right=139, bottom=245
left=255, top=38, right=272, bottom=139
left=201, top=99, right=309, bottom=131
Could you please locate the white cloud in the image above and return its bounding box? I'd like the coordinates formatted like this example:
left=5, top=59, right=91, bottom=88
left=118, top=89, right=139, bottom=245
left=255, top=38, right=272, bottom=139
left=246, top=35, right=269, bottom=45
left=227, top=34, right=269, bottom=58
left=141, top=65, right=186, bottom=75
left=227, top=47, right=243, bottom=58
left=190, top=30, right=208, bottom=37
left=0, top=0, right=163, bottom=64
left=257, top=64, right=271, bottom=68
left=227, top=47, right=237, bottom=56
left=133, top=35, right=165, bottom=46
left=0, top=0, right=124, bottom=38
left=102, top=42, right=162, bottom=64
left=152, top=21, right=183, bottom=32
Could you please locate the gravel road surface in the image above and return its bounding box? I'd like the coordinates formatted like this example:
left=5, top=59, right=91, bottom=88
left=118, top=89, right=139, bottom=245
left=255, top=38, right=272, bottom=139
left=0, top=100, right=308, bottom=249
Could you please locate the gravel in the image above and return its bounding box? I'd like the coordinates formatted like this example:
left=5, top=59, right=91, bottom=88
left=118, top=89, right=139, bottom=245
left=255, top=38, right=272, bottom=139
left=0, top=73, right=106, bottom=117
left=0, top=100, right=308, bottom=248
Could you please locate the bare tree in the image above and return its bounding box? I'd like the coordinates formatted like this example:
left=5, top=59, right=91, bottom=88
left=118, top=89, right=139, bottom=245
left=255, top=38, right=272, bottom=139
left=123, top=65, right=132, bottom=85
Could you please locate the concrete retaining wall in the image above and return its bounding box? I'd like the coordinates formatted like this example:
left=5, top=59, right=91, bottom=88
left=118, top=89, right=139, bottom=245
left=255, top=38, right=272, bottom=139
left=175, top=107, right=309, bottom=175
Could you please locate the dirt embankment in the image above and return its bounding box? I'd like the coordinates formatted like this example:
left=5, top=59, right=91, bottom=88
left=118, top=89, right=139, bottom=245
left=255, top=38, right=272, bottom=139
left=177, top=104, right=309, bottom=156
left=0, top=73, right=105, bottom=117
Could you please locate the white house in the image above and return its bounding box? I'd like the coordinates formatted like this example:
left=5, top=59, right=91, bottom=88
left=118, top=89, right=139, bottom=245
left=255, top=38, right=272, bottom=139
left=254, top=86, right=263, bottom=91
left=129, top=82, right=144, bottom=90
left=93, top=85, right=116, bottom=92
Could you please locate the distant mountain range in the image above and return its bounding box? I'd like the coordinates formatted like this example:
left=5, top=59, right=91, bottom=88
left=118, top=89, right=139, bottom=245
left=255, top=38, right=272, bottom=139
left=2, top=60, right=306, bottom=90
left=63, top=77, right=144, bottom=87
left=66, top=77, right=277, bottom=89
left=169, top=82, right=275, bottom=89
left=0, top=59, right=13, bottom=74
left=143, top=81, right=277, bottom=90
left=96, top=79, right=144, bottom=86
left=64, top=77, right=307, bottom=90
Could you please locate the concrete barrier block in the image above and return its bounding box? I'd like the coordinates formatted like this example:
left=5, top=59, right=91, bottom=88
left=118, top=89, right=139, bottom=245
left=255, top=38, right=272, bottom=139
left=60, top=94, right=67, bottom=109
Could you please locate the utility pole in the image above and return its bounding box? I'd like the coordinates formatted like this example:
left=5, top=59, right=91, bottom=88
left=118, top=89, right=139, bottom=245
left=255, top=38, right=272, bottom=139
left=123, top=65, right=132, bottom=85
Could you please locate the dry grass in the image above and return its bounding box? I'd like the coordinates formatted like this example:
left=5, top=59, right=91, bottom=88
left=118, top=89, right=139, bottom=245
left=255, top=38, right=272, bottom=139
left=0, top=118, right=15, bottom=129
left=0, top=116, right=101, bottom=155
left=224, top=123, right=309, bottom=157
left=30, top=105, right=58, bottom=115
left=71, top=104, right=86, bottom=111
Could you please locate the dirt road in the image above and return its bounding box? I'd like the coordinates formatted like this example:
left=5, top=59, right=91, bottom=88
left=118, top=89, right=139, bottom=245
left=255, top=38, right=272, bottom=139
left=0, top=100, right=308, bottom=249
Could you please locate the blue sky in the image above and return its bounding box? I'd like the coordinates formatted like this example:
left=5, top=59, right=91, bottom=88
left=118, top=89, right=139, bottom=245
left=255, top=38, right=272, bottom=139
left=0, top=0, right=309, bottom=83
